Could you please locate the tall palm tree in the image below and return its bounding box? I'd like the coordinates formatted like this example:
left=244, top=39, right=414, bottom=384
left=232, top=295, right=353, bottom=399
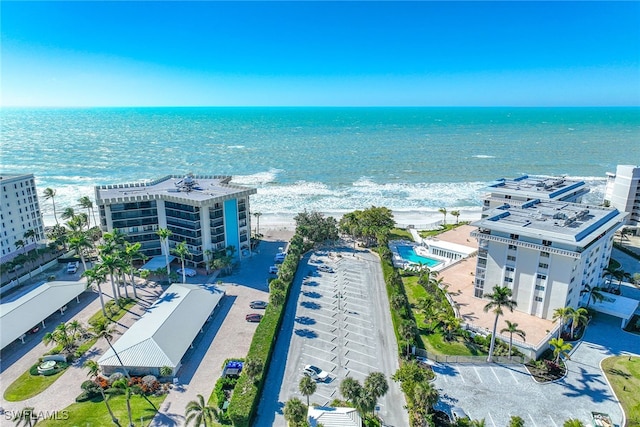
left=61, top=207, right=76, bottom=221
left=156, top=228, right=173, bottom=278
left=500, top=320, right=526, bottom=358
left=43, top=187, right=59, bottom=225
left=185, top=394, right=217, bottom=427
left=68, top=233, right=92, bottom=272
left=340, top=377, right=363, bottom=404
left=23, top=228, right=37, bottom=247
left=569, top=307, right=589, bottom=340
left=172, top=241, right=193, bottom=283
left=451, top=210, right=461, bottom=224
left=563, top=419, right=585, bottom=427
left=549, top=337, right=573, bottom=364
left=78, top=196, right=97, bottom=228
left=364, top=372, right=389, bottom=415
left=399, top=321, right=417, bottom=357
left=552, top=306, right=574, bottom=339
left=412, top=381, right=439, bottom=423
left=283, top=397, right=307, bottom=427
left=299, top=375, right=317, bottom=407
left=483, top=285, right=517, bottom=362
left=580, top=284, right=604, bottom=308
left=244, top=357, right=263, bottom=383
left=112, top=378, right=134, bottom=427
left=438, top=207, right=447, bottom=225
left=83, top=266, right=109, bottom=316
left=15, top=239, right=26, bottom=255
left=99, top=254, right=123, bottom=300
left=123, top=242, right=145, bottom=298
left=84, top=360, right=120, bottom=426
left=90, top=319, right=130, bottom=379
left=253, top=211, right=262, bottom=236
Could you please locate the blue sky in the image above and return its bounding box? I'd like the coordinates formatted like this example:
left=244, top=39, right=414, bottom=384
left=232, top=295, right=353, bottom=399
left=1, top=1, right=639, bottom=107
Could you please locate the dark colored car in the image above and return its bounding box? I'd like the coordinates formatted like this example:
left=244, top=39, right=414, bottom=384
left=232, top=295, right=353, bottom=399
left=245, top=313, right=263, bottom=322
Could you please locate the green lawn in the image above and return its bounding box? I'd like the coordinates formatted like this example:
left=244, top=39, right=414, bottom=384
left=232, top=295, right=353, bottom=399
left=389, top=228, right=413, bottom=241
left=602, top=356, right=640, bottom=427
left=3, top=366, right=68, bottom=401
left=424, top=333, right=484, bottom=356
left=88, top=298, right=137, bottom=326
left=38, top=393, right=167, bottom=427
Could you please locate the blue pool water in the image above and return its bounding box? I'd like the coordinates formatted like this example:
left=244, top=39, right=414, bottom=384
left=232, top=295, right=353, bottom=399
left=396, top=245, right=441, bottom=267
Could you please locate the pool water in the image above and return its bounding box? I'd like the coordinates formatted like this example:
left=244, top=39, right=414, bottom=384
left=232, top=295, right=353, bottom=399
left=396, top=245, right=441, bottom=267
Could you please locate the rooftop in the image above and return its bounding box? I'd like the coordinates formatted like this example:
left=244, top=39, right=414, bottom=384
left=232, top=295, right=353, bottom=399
left=95, top=174, right=257, bottom=207
left=473, top=200, right=627, bottom=243
left=487, top=175, right=589, bottom=199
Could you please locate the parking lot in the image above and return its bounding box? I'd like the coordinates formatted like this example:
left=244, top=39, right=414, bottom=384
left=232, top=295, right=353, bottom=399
left=255, top=246, right=408, bottom=427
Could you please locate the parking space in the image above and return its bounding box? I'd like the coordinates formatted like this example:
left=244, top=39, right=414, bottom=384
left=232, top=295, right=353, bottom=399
left=255, top=246, right=408, bottom=427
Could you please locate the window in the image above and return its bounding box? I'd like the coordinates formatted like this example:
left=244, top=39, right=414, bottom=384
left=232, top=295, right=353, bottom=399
left=540, top=251, right=550, bottom=258
left=508, top=244, right=517, bottom=250
left=535, top=285, right=545, bottom=291
left=542, top=239, right=552, bottom=246
left=538, top=263, right=549, bottom=269
left=506, top=266, right=515, bottom=272
left=510, top=234, right=519, bottom=240
left=536, top=274, right=547, bottom=280
left=507, top=255, right=516, bottom=262
left=504, top=277, right=513, bottom=283
left=535, top=296, right=543, bottom=302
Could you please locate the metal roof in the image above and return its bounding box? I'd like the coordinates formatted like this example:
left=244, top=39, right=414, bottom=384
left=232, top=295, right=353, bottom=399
left=98, top=283, right=224, bottom=370
left=308, top=406, right=362, bottom=427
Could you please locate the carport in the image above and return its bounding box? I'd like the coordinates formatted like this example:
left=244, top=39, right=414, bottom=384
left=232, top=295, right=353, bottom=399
left=139, top=255, right=175, bottom=272
left=589, top=293, right=639, bottom=328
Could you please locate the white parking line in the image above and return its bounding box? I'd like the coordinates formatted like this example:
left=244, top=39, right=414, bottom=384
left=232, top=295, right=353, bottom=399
left=548, top=415, right=558, bottom=427
left=473, top=366, right=483, bottom=382
left=300, top=353, right=338, bottom=369
left=456, top=366, right=465, bottom=383
left=527, top=413, right=538, bottom=427
left=490, top=367, right=501, bottom=384
left=508, top=368, right=519, bottom=383
left=487, top=411, right=497, bottom=427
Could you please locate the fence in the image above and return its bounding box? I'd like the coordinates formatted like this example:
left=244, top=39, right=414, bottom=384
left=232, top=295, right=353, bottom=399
left=414, top=347, right=528, bottom=365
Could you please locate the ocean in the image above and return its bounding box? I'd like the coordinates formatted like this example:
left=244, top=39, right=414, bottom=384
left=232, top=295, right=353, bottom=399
left=2, top=107, right=639, bottom=227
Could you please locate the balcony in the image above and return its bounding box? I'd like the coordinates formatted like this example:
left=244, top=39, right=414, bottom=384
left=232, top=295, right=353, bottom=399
left=471, top=231, right=581, bottom=259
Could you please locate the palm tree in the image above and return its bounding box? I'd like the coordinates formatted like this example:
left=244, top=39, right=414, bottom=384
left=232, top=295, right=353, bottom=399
left=552, top=306, right=574, bottom=339
left=283, top=397, right=307, bottom=427
left=172, top=241, right=193, bottom=283
left=12, top=407, right=37, bottom=427
left=500, top=320, right=526, bottom=358
left=580, top=284, right=604, bottom=308
left=43, top=322, right=76, bottom=353
left=156, top=228, right=173, bottom=278
left=563, top=419, right=585, bottom=427
left=508, top=415, right=525, bottom=427
left=244, top=357, right=263, bottom=383
left=15, top=239, right=26, bottom=255
left=364, top=372, right=389, bottom=415
left=549, top=337, right=573, bottom=364
left=68, top=233, right=92, bottom=272
left=99, top=254, right=123, bottom=300
left=483, top=285, right=517, bottom=362
left=253, top=211, right=262, bottom=236
left=451, top=210, right=461, bottom=224
left=90, top=319, right=130, bottom=379
left=43, top=187, right=59, bottom=225
left=123, top=241, right=145, bottom=298
left=340, top=377, right=363, bottom=404
left=438, top=207, right=447, bottom=225
left=112, top=378, right=135, bottom=427
left=412, top=381, right=439, bottom=423
left=185, top=394, right=218, bottom=427
left=23, top=228, right=37, bottom=247
left=399, top=320, right=417, bottom=357
left=569, top=307, right=589, bottom=340
left=78, top=196, right=97, bottom=228
left=84, top=360, right=120, bottom=426
left=299, top=375, right=317, bottom=407
left=83, top=267, right=109, bottom=316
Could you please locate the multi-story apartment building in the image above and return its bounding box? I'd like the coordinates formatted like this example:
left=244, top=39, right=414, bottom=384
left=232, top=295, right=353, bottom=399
left=95, top=175, right=257, bottom=268
left=482, top=175, right=590, bottom=216
left=470, top=199, right=627, bottom=320
left=0, top=174, right=45, bottom=263
left=604, top=165, right=640, bottom=228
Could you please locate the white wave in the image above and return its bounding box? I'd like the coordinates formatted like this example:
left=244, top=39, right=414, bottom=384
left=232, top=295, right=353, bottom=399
left=473, top=155, right=495, bottom=159
left=231, top=169, right=282, bottom=185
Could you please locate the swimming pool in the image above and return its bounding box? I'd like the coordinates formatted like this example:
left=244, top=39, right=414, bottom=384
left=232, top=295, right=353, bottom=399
left=396, top=245, right=441, bottom=267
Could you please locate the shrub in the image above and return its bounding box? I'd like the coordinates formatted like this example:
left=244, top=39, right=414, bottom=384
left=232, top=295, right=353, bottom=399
left=29, top=364, right=40, bottom=376
left=75, top=391, right=93, bottom=402
left=108, top=372, right=125, bottom=385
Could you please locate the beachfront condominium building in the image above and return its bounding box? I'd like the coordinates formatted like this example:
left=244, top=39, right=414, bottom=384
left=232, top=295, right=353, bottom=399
left=0, top=174, right=45, bottom=263
left=95, top=175, right=257, bottom=268
left=470, top=199, right=627, bottom=320
left=482, top=175, right=590, bottom=217
left=604, top=165, right=640, bottom=229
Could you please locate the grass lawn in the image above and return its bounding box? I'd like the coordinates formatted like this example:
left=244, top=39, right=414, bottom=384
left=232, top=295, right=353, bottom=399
left=602, top=356, right=640, bottom=427
left=38, top=393, right=167, bottom=427
left=88, top=298, right=137, bottom=326
left=424, top=333, right=484, bottom=356
left=389, top=228, right=413, bottom=241
left=3, top=366, right=68, bottom=401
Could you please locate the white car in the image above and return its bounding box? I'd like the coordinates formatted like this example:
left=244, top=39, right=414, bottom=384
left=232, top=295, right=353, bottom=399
left=303, top=364, right=329, bottom=382
left=177, top=268, right=197, bottom=277
left=274, top=253, right=286, bottom=263
left=269, top=266, right=279, bottom=274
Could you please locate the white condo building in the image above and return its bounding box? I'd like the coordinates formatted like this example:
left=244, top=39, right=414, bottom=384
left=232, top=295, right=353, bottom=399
left=470, top=199, right=627, bottom=320
left=483, top=175, right=589, bottom=216
left=0, top=174, right=45, bottom=263
left=95, top=175, right=257, bottom=268
left=604, top=165, right=640, bottom=228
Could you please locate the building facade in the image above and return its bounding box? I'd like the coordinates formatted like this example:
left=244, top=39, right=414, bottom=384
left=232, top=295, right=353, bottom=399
left=470, top=199, right=627, bottom=320
left=482, top=175, right=589, bottom=216
left=95, top=175, right=257, bottom=268
left=0, top=174, right=45, bottom=263
left=604, top=165, right=640, bottom=228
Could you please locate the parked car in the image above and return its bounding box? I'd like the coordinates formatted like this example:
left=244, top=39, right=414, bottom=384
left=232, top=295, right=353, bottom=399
left=451, top=407, right=469, bottom=422
left=274, top=253, right=286, bottom=263
left=67, top=262, right=79, bottom=274
left=177, top=268, right=197, bottom=277
left=303, top=364, right=329, bottom=382
left=317, top=265, right=334, bottom=273
left=268, top=266, right=279, bottom=274
left=250, top=300, right=268, bottom=309
left=245, top=313, right=263, bottom=323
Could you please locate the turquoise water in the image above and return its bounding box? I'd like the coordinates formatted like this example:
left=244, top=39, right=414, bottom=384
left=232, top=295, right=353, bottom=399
left=1, top=107, right=638, bottom=223
left=396, top=245, right=441, bottom=267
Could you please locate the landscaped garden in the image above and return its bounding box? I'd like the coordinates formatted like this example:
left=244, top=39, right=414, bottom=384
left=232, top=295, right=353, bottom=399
left=602, top=355, right=640, bottom=427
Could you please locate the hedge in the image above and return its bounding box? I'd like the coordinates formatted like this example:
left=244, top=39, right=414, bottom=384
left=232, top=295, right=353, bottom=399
left=226, top=233, right=304, bottom=426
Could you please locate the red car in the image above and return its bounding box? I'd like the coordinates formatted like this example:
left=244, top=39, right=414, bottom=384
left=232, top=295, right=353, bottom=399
left=245, top=313, right=263, bottom=323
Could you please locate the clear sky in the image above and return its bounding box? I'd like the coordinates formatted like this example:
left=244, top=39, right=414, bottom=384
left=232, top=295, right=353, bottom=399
left=1, top=1, right=639, bottom=107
